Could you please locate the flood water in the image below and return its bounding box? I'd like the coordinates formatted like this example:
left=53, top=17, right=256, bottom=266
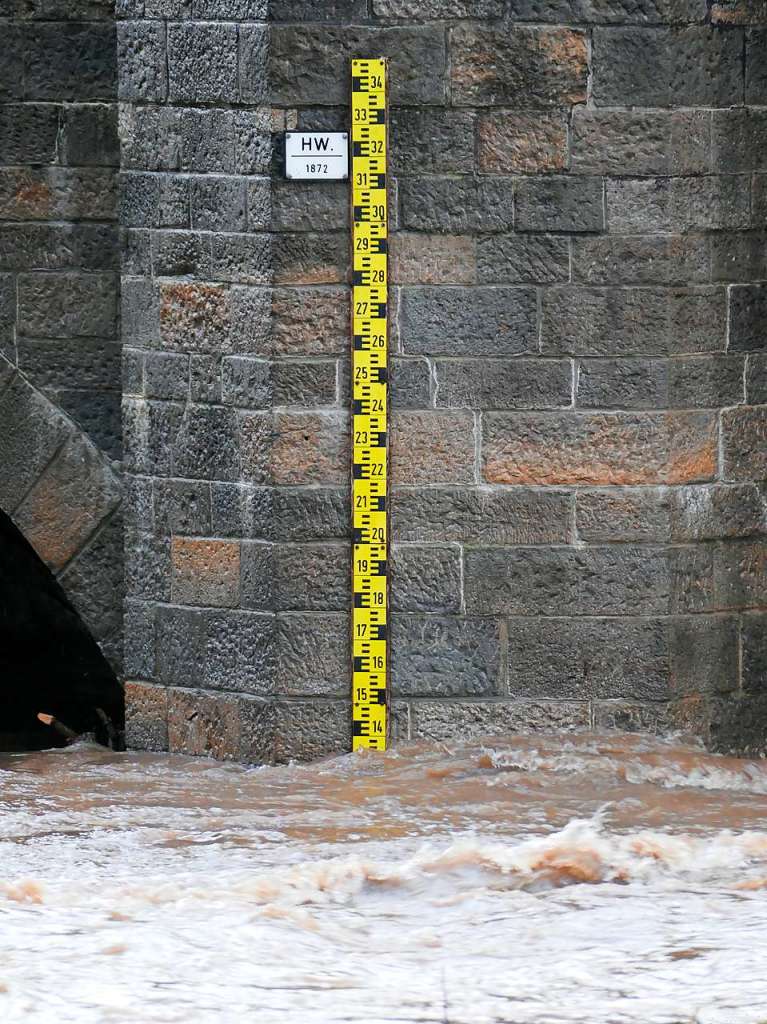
left=2, top=732, right=767, bottom=1023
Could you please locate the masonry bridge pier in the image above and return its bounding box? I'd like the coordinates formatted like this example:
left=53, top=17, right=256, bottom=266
left=2, top=0, right=767, bottom=760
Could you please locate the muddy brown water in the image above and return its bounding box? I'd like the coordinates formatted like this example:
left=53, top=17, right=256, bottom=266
left=1, top=731, right=767, bottom=1023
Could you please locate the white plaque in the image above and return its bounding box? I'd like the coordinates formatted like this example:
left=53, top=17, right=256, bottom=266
left=285, top=132, right=349, bottom=180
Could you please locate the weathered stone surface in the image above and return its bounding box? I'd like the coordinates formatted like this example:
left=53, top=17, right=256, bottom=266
left=409, top=699, right=590, bottom=741
left=20, top=339, right=121, bottom=392
left=729, top=285, right=767, bottom=352
left=273, top=360, right=337, bottom=407
left=124, top=530, right=170, bottom=602
left=270, top=700, right=351, bottom=763
left=0, top=375, right=71, bottom=511
left=120, top=171, right=189, bottom=229
left=722, top=407, right=767, bottom=482
left=483, top=411, right=717, bottom=485
left=670, top=616, right=739, bottom=696
left=272, top=487, right=349, bottom=542
left=0, top=223, right=119, bottom=272
left=517, top=176, right=604, bottom=233
left=478, top=111, right=567, bottom=174
left=391, top=616, right=502, bottom=697
left=117, top=20, right=167, bottom=102
left=592, top=27, right=744, bottom=107
left=238, top=411, right=272, bottom=484
left=571, top=108, right=710, bottom=175
left=507, top=618, right=670, bottom=700
left=211, top=482, right=272, bottom=539
left=712, top=234, right=767, bottom=283
left=391, top=109, right=475, bottom=173
left=171, top=536, right=240, bottom=608
left=124, top=600, right=156, bottom=681
left=747, top=27, right=767, bottom=103
left=190, top=176, right=247, bottom=233
left=173, top=405, right=240, bottom=481
left=451, top=24, right=588, bottom=107
left=742, top=612, right=767, bottom=695
left=593, top=700, right=673, bottom=735
left=400, top=286, right=537, bottom=357
left=167, top=687, right=243, bottom=760
left=167, top=22, right=238, bottom=103
left=746, top=354, right=767, bottom=404
left=400, top=176, right=514, bottom=234
left=271, top=411, right=347, bottom=485
left=272, top=286, right=348, bottom=356
left=272, top=232, right=347, bottom=285
left=391, top=410, right=476, bottom=484
left=477, top=235, right=570, bottom=284
left=143, top=351, right=189, bottom=400
left=239, top=23, right=268, bottom=103
left=670, top=545, right=715, bottom=614
left=0, top=167, right=116, bottom=221
left=391, top=234, right=476, bottom=286
left=606, top=176, right=751, bottom=234
left=576, top=487, right=671, bottom=543
left=24, top=22, right=116, bottom=100
left=716, top=540, right=767, bottom=610
left=272, top=182, right=348, bottom=233
left=374, top=0, right=503, bottom=14
left=391, top=545, right=461, bottom=613
left=273, top=543, right=348, bottom=611
left=465, top=546, right=669, bottom=616
left=275, top=613, right=348, bottom=698
left=62, top=103, right=119, bottom=166
left=670, top=484, right=767, bottom=542
left=269, top=25, right=447, bottom=105
left=154, top=479, right=211, bottom=537
left=435, top=358, right=571, bottom=410
left=578, top=358, right=668, bottom=410
left=542, top=287, right=727, bottom=356
left=571, top=236, right=710, bottom=285
left=125, top=681, right=168, bottom=752
left=0, top=103, right=59, bottom=164
left=712, top=108, right=767, bottom=172
left=221, top=356, right=271, bottom=408
left=392, top=486, right=572, bottom=544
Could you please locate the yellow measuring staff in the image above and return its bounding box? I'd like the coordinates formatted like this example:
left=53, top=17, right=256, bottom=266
left=351, top=58, right=388, bottom=751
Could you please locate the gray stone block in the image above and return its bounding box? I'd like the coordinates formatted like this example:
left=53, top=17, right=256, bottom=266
left=117, top=20, right=167, bottom=102
left=391, top=357, right=431, bottom=409
left=400, top=176, right=514, bottom=233
left=173, top=404, right=240, bottom=481
left=17, top=272, right=118, bottom=339
left=120, top=104, right=181, bottom=172
left=272, top=182, right=348, bottom=232
left=210, top=233, right=271, bottom=285
left=275, top=613, right=348, bottom=698
left=0, top=103, right=59, bottom=164
left=24, top=22, right=116, bottom=101
left=712, top=108, right=767, bottom=173
left=375, top=0, right=503, bottom=14
left=151, top=231, right=211, bottom=279
left=391, top=108, right=475, bottom=173
left=477, top=235, right=570, bottom=284
left=571, top=236, right=710, bottom=285
left=154, top=478, right=211, bottom=536
left=507, top=617, right=670, bottom=700
left=221, top=356, right=272, bottom=408
left=211, top=482, right=272, bottom=538
left=239, top=23, right=268, bottom=103
left=190, top=354, right=222, bottom=403
left=124, top=600, right=157, bottom=680
left=670, top=616, right=739, bottom=696
left=271, top=487, right=349, bottom=542
left=167, top=22, right=239, bottom=103
left=240, top=540, right=273, bottom=610
left=576, top=487, right=671, bottom=543
left=391, top=544, right=461, bottom=613
left=578, top=357, right=668, bottom=409
left=124, top=530, right=171, bottom=601
left=274, top=543, right=348, bottom=611
left=747, top=27, right=767, bottom=104
left=435, top=357, right=571, bottom=410
left=409, top=698, right=590, bottom=741
left=722, top=407, right=767, bottom=482
left=273, top=360, right=337, bottom=407
left=716, top=539, right=767, bottom=610
left=120, top=172, right=189, bottom=229
left=670, top=545, right=715, bottom=614
left=62, top=103, right=119, bottom=166
left=606, top=176, right=751, bottom=234
left=712, top=234, right=767, bottom=283
left=729, top=285, right=767, bottom=352
left=571, top=108, right=710, bottom=175
left=190, top=177, right=247, bottom=232
left=0, top=223, right=119, bottom=272
left=391, top=616, right=502, bottom=697
left=19, top=337, right=121, bottom=393
left=247, top=179, right=271, bottom=231
left=141, top=351, right=189, bottom=401
left=123, top=398, right=184, bottom=476
left=516, top=177, right=604, bottom=233
left=746, top=353, right=767, bottom=404
left=392, top=486, right=573, bottom=544
left=742, top=612, right=767, bottom=695
left=400, top=286, right=537, bottom=357
left=670, top=484, right=767, bottom=542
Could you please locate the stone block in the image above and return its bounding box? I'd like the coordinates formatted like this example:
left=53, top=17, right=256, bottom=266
left=606, top=176, right=751, bottom=234
left=729, top=285, right=767, bottom=352
left=400, top=286, right=537, bottom=357
left=571, top=236, right=710, bottom=285
left=400, top=176, right=514, bottom=233
left=272, top=286, right=349, bottom=356
left=124, top=601, right=156, bottom=680
left=391, top=234, right=476, bottom=286
left=450, top=24, right=588, bottom=107
left=747, top=27, right=767, bottom=103
left=54, top=388, right=121, bottom=459
left=477, top=235, right=570, bottom=285
left=211, top=482, right=272, bottom=538
left=24, top=22, right=116, bottom=101
left=209, top=233, right=271, bottom=285
left=270, top=700, right=351, bottom=763
left=593, top=701, right=674, bottom=735
left=14, top=432, right=120, bottom=572
left=221, top=356, right=271, bottom=408
left=670, top=354, right=745, bottom=408
left=272, top=487, right=349, bottom=542
left=391, top=544, right=461, bottom=613
left=391, top=616, right=502, bottom=697
left=391, top=486, right=572, bottom=544
left=238, top=411, right=272, bottom=484
left=125, top=681, right=168, bottom=752
left=571, top=108, right=710, bottom=175
left=410, top=699, right=590, bottom=742
left=482, top=411, right=717, bottom=485
left=151, top=231, right=210, bottom=279
left=190, top=177, right=247, bottom=232
left=0, top=103, right=59, bottom=164
left=273, top=543, right=348, bottom=611
left=576, top=487, right=671, bottom=543
left=722, top=406, right=767, bottom=482
left=272, top=0, right=366, bottom=17
left=62, top=103, right=119, bottom=167
left=746, top=354, right=767, bottom=404
left=0, top=376, right=71, bottom=511
left=391, top=410, right=476, bottom=484
left=542, top=286, right=726, bottom=356
left=478, top=111, right=567, bottom=174
left=167, top=688, right=245, bottom=760
left=670, top=616, right=739, bottom=696
left=391, top=108, right=475, bottom=173
left=120, top=104, right=181, bottom=173
left=272, top=360, right=337, bottom=407
left=143, top=351, right=189, bottom=401
left=272, top=182, right=348, bottom=233
left=577, top=357, right=668, bottom=410
left=59, top=509, right=124, bottom=645
left=117, top=20, right=167, bottom=102
left=275, top=613, right=348, bottom=698
left=167, top=22, right=238, bottom=103
left=190, top=355, right=222, bottom=403
left=122, top=348, right=144, bottom=396
left=20, top=336, right=120, bottom=393
left=516, top=176, right=604, bottom=233
left=507, top=617, right=670, bottom=700
left=120, top=172, right=189, bottom=229
left=239, top=23, right=268, bottom=102
left=124, top=529, right=171, bottom=602
left=272, top=232, right=347, bottom=285
left=0, top=167, right=116, bottom=221
left=742, top=612, right=767, bottom=695
left=247, top=179, right=271, bottom=232
left=158, top=282, right=231, bottom=354
left=435, top=358, right=571, bottom=410
left=269, top=25, right=447, bottom=105
left=670, top=545, right=715, bottom=614
left=271, top=411, right=347, bottom=485
left=374, top=0, right=503, bottom=14
left=670, top=484, right=767, bottom=542
left=712, top=108, right=767, bottom=173
left=123, top=398, right=184, bottom=476
left=391, top=357, right=432, bottom=409
left=154, top=478, right=211, bottom=537
left=239, top=540, right=273, bottom=611
left=171, top=536, right=240, bottom=607
left=173, top=405, right=240, bottom=481
left=712, top=234, right=767, bottom=283
left=17, top=272, right=117, bottom=339
left=592, top=27, right=743, bottom=107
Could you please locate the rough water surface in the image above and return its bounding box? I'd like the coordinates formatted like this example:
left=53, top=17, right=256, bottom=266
left=2, top=732, right=767, bottom=1023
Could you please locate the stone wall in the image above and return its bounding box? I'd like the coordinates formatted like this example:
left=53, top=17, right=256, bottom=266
left=122, top=0, right=767, bottom=759
left=0, top=1, right=122, bottom=671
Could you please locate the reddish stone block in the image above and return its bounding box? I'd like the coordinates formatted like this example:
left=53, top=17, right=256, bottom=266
left=271, top=411, right=348, bottom=485
left=171, top=536, right=241, bottom=607
left=391, top=234, right=476, bottom=285
left=478, top=111, right=567, bottom=173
